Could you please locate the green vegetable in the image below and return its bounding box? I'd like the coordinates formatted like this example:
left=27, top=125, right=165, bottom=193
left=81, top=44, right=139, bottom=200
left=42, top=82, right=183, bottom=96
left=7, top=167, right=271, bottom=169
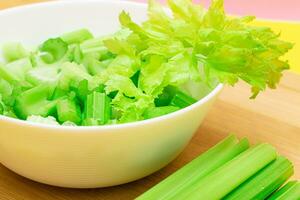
left=39, top=38, right=68, bottom=63
left=223, top=156, right=294, bottom=200
left=0, top=0, right=293, bottom=125
left=170, top=90, right=197, bottom=108
left=57, top=98, right=82, bottom=124
left=2, top=42, right=28, bottom=62
left=60, top=28, right=93, bottom=44
left=14, top=84, right=56, bottom=119
left=83, top=91, right=111, bottom=125
left=143, top=106, right=180, bottom=119
left=137, top=135, right=249, bottom=200
left=268, top=181, right=300, bottom=200
left=181, top=143, right=277, bottom=200
left=26, top=66, right=59, bottom=85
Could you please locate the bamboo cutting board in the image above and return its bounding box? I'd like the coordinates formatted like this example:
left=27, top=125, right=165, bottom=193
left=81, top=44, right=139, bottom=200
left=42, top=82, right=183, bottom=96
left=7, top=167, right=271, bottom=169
left=0, top=1, right=299, bottom=200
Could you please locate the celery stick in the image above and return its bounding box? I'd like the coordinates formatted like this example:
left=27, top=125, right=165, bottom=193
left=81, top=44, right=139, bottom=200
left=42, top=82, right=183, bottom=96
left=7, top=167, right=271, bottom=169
left=57, top=98, right=82, bottom=124
left=137, top=135, right=249, bottom=200
left=40, top=38, right=68, bottom=64
left=80, top=37, right=105, bottom=49
left=2, top=42, right=28, bottom=62
left=13, top=84, right=56, bottom=119
left=0, top=58, right=33, bottom=83
left=143, top=106, right=180, bottom=119
left=60, top=29, right=93, bottom=44
left=223, top=156, right=294, bottom=200
left=181, top=143, right=277, bottom=200
left=83, top=91, right=111, bottom=125
left=170, top=90, right=197, bottom=108
left=26, top=67, right=59, bottom=85
left=154, top=86, right=178, bottom=107
left=268, top=181, right=300, bottom=200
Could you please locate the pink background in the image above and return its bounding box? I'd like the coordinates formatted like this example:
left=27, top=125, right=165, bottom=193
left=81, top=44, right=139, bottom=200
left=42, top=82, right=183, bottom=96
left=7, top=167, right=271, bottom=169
left=133, top=0, right=300, bottom=21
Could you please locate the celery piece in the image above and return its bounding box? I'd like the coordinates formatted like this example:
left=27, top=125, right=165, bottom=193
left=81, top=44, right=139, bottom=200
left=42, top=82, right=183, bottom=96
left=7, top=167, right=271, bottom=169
left=40, top=38, right=68, bottom=64
left=13, top=84, right=56, bottom=119
left=57, top=98, right=82, bottom=124
left=155, top=86, right=178, bottom=107
left=58, top=62, right=93, bottom=90
left=0, top=79, right=13, bottom=100
left=67, top=44, right=82, bottom=64
left=26, top=67, right=59, bottom=85
left=84, top=91, right=111, bottom=125
left=137, top=135, right=249, bottom=200
left=181, top=143, right=277, bottom=200
left=82, top=53, right=106, bottom=75
left=223, top=156, right=294, bottom=200
left=143, top=106, right=180, bottom=119
left=2, top=42, right=28, bottom=62
left=268, top=181, right=300, bottom=200
left=0, top=63, right=18, bottom=84
left=51, top=87, right=68, bottom=100
left=80, top=37, right=105, bottom=49
left=0, top=58, right=32, bottom=83
left=6, top=57, right=33, bottom=81
left=60, top=29, right=93, bottom=44
left=170, top=90, right=197, bottom=108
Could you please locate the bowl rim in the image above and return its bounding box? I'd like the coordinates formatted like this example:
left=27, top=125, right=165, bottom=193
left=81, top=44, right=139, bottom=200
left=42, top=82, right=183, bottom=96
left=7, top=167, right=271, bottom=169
left=0, top=0, right=224, bottom=131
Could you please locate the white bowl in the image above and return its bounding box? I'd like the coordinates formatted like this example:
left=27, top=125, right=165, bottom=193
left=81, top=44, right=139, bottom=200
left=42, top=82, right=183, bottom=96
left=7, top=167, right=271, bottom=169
left=0, top=0, right=223, bottom=188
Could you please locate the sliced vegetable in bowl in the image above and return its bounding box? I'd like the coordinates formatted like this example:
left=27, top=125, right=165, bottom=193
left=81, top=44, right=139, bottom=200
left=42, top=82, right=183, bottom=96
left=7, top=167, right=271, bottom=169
left=0, top=0, right=293, bottom=126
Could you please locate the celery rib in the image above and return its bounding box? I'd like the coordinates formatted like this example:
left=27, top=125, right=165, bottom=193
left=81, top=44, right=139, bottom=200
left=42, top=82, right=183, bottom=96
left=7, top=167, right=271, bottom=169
left=223, top=156, right=294, bottom=200
left=181, top=143, right=277, bottom=200
left=268, top=181, right=300, bottom=200
left=136, top=135, right=249, bottom=200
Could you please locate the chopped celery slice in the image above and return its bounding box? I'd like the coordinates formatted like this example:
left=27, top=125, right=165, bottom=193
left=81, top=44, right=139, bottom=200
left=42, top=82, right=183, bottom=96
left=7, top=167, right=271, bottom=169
left=155, top=86, right=178, bottom=107
left=0, top=63, right=18, bottom=84
left=137, top=135, right=249, bottom=200
left=0, top=79, right=13, bottom=99
left=2, top=42, right=28, bottom=62
left=182, top=143, right=277, bottom=200
left=82, top=53, right=106, bottom=75
left=40, top=38, right=68, bottom=64
left=0, top=58, right=32, bottom=84
left=57, top=98, right=82, bottom=124
left=58, top=62, right=93, bottom=90
left=170, top=90, right=197, bottom=108
left=60, top=29, right=93, bottom=44
left=67, top=44, right=82, bottom=64
left=143, top=106, right=180, bottom=119
left=26, top=66, right=59, bottom=85
left=223, top=156, right=294, bottom=200
left=13, top=84, right=56, bottom=119
left=268, top=181, right=300, bottom=200
left=80, top=37, right=105, bottom=49
left=83, top=91, right=111, bottom=125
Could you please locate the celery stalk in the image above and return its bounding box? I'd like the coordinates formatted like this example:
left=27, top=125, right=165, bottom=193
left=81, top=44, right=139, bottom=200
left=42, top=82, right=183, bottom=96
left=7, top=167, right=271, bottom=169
left=268, top=181, right=300, bottom=200
left=2, top=42, right=28, bottom=62
left=223, top=156, right=294, bottom=200
left=57, top=98, right=82, bottom=124
left=83, top=91, right=111, bottom=125
left=143, top=106, right=180, bottom=119
left=170, top=90, right=197, bottom=108
left=60, top=29, right=93, bottom=44
left=137, top=135, right=249, bottom=200
left=180, top=143, right=277, bottom=200
left=13, top=84, right=56, bottom=119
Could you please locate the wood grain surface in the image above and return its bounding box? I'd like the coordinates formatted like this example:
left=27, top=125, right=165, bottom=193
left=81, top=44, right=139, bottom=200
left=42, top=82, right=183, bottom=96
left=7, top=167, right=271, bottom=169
left=0, top=1, right=299, bottom=200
